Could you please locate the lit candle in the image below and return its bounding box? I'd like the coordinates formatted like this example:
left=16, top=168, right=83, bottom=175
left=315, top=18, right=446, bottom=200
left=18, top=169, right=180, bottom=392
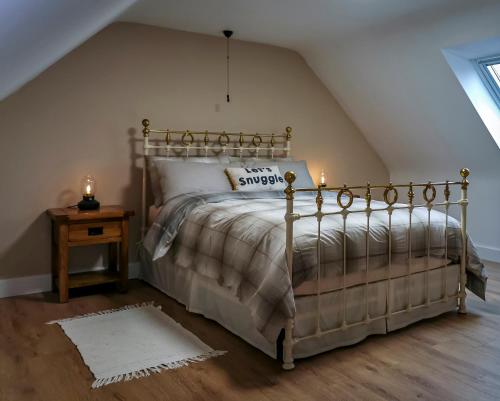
left=320, top=170, right=326, bottom=187
left=78, top=175, right=99, bottom=210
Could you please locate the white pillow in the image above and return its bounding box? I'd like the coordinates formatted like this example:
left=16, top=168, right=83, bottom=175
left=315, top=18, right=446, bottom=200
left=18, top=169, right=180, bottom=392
left=148, top=156, right=230, bottom=206
left=225, top=166, right=286, bottom=192
left=154, top=159, right=233, bottom=204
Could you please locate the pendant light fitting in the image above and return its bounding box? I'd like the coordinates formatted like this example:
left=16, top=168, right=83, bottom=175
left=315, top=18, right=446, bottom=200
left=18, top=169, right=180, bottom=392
left=223, top=30, right=233, bottom=102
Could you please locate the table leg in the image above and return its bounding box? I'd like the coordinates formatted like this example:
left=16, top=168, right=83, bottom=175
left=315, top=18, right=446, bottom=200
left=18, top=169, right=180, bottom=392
left=51, top=223, right=58, bottom=292
left=108, top=243, right=118, bottom=272
left=119, top=219, right=129, bottom=292
left=57, top=224, right=69, bottom=303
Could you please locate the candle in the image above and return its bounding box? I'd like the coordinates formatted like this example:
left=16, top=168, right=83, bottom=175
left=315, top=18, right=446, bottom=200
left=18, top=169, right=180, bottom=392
left=320, top=170, right=326, bottom=187
left=78, top=174, right=100, bottom=210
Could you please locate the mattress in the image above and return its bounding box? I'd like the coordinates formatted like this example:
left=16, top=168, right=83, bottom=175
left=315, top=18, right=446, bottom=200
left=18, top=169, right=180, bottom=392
left=294, top=255, right=451, bottom=296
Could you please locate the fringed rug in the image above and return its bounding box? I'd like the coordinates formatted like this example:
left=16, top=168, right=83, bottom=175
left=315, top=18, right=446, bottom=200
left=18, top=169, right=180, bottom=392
left=47, top=302, right=226, bottom=388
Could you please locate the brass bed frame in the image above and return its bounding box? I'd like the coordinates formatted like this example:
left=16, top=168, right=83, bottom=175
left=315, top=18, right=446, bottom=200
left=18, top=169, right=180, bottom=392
left=141, top=119, right=469, bottom=370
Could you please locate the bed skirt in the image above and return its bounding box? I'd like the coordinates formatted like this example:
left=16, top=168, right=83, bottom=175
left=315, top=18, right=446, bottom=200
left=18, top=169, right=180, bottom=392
left=140, top=252, right=458, bottom=360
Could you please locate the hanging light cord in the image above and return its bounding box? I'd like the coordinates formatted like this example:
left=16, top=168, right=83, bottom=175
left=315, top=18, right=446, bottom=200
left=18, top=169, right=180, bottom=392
left=226, top=35, right=230, bottom=102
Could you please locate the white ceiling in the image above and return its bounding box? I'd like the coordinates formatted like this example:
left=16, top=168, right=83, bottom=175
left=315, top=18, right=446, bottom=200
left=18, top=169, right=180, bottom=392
left=119, top=0, right=476, bottom=50
left=2, top=0, right=492, bottom=101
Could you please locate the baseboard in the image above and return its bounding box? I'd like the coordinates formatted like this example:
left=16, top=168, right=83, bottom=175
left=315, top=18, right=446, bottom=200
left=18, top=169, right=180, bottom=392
left=0, top=262, right=142, bottom=299
left=0, top=274, right=53, bottom=299
left=475, top=244, right=500, bottom=263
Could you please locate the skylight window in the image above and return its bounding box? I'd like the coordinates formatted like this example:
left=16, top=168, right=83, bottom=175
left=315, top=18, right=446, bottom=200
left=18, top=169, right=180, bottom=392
left=477, top=56, right=500, bottom=108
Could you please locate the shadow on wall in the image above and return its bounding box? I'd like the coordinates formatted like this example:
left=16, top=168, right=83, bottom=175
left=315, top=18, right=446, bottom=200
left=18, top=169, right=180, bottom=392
left=0, top=213, right=51, bottom=280
left=123, top=126, right=144, bottom=260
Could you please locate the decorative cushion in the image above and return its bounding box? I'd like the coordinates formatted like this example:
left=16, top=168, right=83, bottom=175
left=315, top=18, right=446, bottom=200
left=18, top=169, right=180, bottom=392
left=225, top=166, right=286, bottom=191
left=232, top=159, right=315, bottom=189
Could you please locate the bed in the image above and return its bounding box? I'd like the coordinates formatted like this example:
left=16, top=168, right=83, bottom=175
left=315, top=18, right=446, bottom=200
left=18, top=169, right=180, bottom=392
left=138, top=119, right=487, bottom=370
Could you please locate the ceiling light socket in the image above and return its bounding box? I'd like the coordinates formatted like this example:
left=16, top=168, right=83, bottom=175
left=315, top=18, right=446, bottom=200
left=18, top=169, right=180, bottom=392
left=223, top=30, right=233, bottom=39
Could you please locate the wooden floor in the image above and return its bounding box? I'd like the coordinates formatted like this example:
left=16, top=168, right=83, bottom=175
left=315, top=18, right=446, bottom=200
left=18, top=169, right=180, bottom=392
left=1, top=264, right=500, bottom=401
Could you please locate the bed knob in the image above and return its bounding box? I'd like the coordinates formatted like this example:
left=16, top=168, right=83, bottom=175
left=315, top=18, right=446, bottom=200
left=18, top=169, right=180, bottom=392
left=142, top=119, right=150, bottom=136
left=460, top=168, right=470, bottom=190
left=284, top=171, right=296, bottom=185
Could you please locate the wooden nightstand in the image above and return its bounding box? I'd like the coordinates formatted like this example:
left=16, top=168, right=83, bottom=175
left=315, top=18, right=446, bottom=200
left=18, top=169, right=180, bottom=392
left=47, top=206, right=135, bottom=303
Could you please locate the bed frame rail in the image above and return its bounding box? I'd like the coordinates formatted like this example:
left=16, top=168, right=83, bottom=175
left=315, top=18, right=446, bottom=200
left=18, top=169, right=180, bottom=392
left=282, top=168, right=470, bottom=370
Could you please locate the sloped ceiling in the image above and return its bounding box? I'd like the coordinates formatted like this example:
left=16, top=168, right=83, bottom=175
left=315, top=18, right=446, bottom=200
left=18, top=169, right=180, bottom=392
left=0, top=0, right=135, bottom=101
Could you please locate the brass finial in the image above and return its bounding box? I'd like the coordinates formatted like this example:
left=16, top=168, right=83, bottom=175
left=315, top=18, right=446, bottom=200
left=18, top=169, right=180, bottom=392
left=316, top=186, right=323, bottom=212
left=285, top=126, right=292, bottom=140
left=284, top=171, right=296, bottom=185
left=284, top=171, right=296, bottom=200
left=408, top=182, right=414, bottom=205
left=460, top=168, right=470, bottom=190
left=142, top=119, right=150, bottom=137
left=365, top=183, right=372, bottom=207
left=444, top=181, right=450, bottom=202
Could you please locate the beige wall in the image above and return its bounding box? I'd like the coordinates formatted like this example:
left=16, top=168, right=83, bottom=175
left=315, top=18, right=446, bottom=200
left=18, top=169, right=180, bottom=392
left=0, top=22, right=387, bottom=280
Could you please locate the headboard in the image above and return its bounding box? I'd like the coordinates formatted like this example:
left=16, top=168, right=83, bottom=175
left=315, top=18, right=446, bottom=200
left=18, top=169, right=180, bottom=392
left=140, top=118, right=293, bottom=237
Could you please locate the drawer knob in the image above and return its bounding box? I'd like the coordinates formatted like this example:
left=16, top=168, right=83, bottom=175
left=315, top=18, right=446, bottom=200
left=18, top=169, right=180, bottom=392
left=88, top=227, right=104, bottom=236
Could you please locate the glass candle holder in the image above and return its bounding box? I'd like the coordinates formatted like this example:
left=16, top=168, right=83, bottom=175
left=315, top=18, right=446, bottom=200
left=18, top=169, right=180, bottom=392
left=78, top=175, right=100, bottom=210
left=319, top=170, right=327, bottom=187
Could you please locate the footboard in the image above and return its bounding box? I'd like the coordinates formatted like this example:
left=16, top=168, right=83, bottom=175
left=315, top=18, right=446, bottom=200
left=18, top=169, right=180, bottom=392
left=281, top=169, right=470, bottom=370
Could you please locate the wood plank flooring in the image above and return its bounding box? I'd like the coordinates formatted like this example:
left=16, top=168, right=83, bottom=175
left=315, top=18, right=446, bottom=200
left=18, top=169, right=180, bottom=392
left=1, top=263, right=500, bottom=401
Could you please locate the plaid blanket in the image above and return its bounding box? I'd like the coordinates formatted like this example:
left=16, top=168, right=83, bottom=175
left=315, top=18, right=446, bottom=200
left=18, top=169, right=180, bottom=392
left=143, top=191, right=486, bottom=341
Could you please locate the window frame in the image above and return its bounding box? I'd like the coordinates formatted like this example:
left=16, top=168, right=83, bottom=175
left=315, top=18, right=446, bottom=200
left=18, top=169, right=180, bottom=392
left=476, top=55, right=500, bottom=108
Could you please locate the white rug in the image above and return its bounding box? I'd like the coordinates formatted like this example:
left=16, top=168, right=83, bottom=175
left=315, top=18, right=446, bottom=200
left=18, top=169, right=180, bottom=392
left=48, top=302, right=226, bottom=388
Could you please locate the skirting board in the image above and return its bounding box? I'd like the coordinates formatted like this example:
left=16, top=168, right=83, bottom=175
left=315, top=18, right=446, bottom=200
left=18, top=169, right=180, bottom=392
left=0, top=262, right=141, bottom=299
left=476, top=244, right=500, bottom=264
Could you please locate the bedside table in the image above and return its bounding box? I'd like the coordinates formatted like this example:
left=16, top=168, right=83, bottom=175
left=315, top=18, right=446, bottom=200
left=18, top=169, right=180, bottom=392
left=46, top=206, right=135, bottom=303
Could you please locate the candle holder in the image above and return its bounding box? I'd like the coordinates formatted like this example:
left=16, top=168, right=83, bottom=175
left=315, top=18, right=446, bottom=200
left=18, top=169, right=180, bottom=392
left=77, top=175, right=100, bottom=210
left=319, top=169, right=327, bottom=187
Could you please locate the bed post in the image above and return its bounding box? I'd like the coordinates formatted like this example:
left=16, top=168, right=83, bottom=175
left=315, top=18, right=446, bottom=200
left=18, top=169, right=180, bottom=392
left=141, top=119, right=150, bottom=240
left=285, top=127, right=292, bottom=158
left=458, top=168, right=469, bottom=314
left=283, top=171, right=296, bottom=370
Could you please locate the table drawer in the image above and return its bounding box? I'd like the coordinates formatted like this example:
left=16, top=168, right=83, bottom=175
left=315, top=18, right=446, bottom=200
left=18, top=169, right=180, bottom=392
left=68, top=221, right=121, bottom=242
